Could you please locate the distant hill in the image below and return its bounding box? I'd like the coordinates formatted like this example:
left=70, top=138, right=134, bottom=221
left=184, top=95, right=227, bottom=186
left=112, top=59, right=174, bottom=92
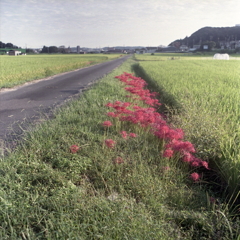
left=169, top=26, right=240, bottom=48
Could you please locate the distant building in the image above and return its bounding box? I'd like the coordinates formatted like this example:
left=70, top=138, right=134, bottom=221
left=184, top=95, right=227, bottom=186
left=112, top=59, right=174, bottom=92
left=179, top=45, right=188, bottom=52
left=8, top=50, right=22, bottom=56
left=145, top=47, right=158, bottom=53
left=156, top=46, right=177, bottom=52
left=203, top=45, right=208, bottom=50
left=193, top=45, right=201, bottom=49
left=135, top=48, right=146, bottom=54
left=189, top=45, right=200, bottom=52
left=235, top=40, right=240, bottom=48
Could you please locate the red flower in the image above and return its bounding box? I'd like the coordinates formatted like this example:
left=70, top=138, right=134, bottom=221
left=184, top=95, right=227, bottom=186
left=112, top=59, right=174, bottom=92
left=102, top=120, right=113, bottom=127
left=105, top=139, right=116, bottom=148
left=120, top=131, right=128, bottom=139
left=107, top=112, right=117, bottom=118
left=70, top=145, right=80, bottom=153
left=201, top=161, right=210, bottom=170
left=190, top=172, right=200, bottom=182
left=182, top=152, right=194, bottom=163
left=129, top=133, right=137, bottom=138
left=191, top=160, right=201, bottom=168
left=163, top=149, right=174, bottom=158
left=105, top=102, right=113, bottom=107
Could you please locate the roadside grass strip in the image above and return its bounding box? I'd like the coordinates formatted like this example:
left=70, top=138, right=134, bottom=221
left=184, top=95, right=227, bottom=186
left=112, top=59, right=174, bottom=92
left=0, top=58, right=239, bottom=239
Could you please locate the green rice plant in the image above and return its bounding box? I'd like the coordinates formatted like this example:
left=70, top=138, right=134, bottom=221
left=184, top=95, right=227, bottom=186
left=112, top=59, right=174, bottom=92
left=135, top=58, right=240, bottom=200
left=0, top=54, right=121, bottom=88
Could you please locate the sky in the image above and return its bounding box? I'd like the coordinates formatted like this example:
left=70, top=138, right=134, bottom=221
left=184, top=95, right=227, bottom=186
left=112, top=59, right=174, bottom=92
left=1, top=0, right=240, bottom=49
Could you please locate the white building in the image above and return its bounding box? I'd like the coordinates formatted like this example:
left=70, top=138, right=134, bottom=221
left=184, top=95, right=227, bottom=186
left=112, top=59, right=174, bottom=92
left=8, top=50, right=22, bottom=56
left=179, top=45, right=188, bottom=52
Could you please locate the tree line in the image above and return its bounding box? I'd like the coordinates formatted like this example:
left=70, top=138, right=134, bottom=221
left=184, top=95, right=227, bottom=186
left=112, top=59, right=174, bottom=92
left=41, top=46, right=69, bottom=54
left=0, top=41, right=19, bottom=49
left=0, top=41, right=70, bottom=54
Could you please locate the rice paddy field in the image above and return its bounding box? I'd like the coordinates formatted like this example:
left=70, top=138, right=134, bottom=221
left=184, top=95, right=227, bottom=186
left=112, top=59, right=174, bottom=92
left=134, top=53, right=240, bottom=199
left=0, top=54, right=121, bottom=88
left=0, top=53, right=240, bottom=238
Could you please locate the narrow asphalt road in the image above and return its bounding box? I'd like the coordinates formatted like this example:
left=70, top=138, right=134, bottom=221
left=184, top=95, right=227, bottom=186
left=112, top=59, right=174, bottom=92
left=0, top=55, right=130, bottom=148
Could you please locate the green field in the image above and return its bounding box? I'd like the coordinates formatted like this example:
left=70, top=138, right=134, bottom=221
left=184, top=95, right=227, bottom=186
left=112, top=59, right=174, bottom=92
left=0, top=54, right=240, bottom=238
left=0, top=54, right=121, bottom=88
left=134, top=52, right=240, bottom=61
left=134, top=53, right=240, bottom=199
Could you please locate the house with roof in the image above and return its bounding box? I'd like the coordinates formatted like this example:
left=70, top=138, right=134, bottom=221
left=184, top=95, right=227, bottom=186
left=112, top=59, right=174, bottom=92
left=145, top=47, right=158, bottom=53
left=156, top=46, right=177, bottom=53
left=188, top=45, right=200, bottom=52
left=8, top=50, right=24, bottom=56
left=179, top=45, right=188, bottom=52
left=135, top=48, right=147, bottom=54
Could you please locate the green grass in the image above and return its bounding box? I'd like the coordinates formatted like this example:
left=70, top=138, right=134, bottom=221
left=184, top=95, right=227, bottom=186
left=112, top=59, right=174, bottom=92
left=133, top=55, right=240, bottom=201
left=0, top=57, right=239, bottom=239
left=0, top=54, right=121, bottom=88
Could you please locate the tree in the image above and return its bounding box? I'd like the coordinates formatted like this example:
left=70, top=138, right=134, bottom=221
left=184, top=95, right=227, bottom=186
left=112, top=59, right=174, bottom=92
left=58, top=47, right=67, bottom=53
left=6, top=43, right=14, bottom=48
left=26, top=49, right=34, bottom=54
left=49, top=46, right=58, bottom=53
left=41, top=46, right=49, bottom=53
left=41, top=46, right=59, bottom=53
left=0, top=41, right=6, bottom=48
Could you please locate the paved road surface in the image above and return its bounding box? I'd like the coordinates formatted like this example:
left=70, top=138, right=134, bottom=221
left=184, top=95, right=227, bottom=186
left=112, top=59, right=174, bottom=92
left=0, top=55, right=130, bottom=148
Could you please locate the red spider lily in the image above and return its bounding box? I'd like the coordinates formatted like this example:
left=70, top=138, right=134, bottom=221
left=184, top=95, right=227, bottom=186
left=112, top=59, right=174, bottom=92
left=115, top=72, right=161, bottom=107
left=191, top=159, right=201, bottom=168
left=105, top=139, right=116, bottom=148
left=102, top=120, right=113, bottom=127
left=182, top=152, right=194, bottom=163
left=190, top=172, right=200, bottom=182
left=120, top=131, right=128, bottom=139
left=105, top=102, right=114, bottom=108
left=129, top=133, right=137, bottom=138
left=70, top=145, right=80, bottom=153
left=165, top=140, right=196, bottom=154
left=155, top=126, right=184, bottom=141
left=201, top=161, right=210, bottom=170
left=107, top=112, right=117, bottom=118
left=163, top=148, right=174, bottom=158
left=113, top=157, right=124, bottom=164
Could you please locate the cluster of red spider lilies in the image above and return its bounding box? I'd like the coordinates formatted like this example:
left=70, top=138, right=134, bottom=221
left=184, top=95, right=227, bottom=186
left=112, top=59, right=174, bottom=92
left=103, top=72, right=210, bottom=182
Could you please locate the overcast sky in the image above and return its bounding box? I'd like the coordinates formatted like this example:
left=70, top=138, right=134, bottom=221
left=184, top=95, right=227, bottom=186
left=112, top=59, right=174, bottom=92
left=1, top=0, right=240, bottom=49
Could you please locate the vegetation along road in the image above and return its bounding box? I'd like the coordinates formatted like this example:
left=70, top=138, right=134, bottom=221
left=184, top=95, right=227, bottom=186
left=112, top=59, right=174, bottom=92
left=0, top=55, right=130, bottom=148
